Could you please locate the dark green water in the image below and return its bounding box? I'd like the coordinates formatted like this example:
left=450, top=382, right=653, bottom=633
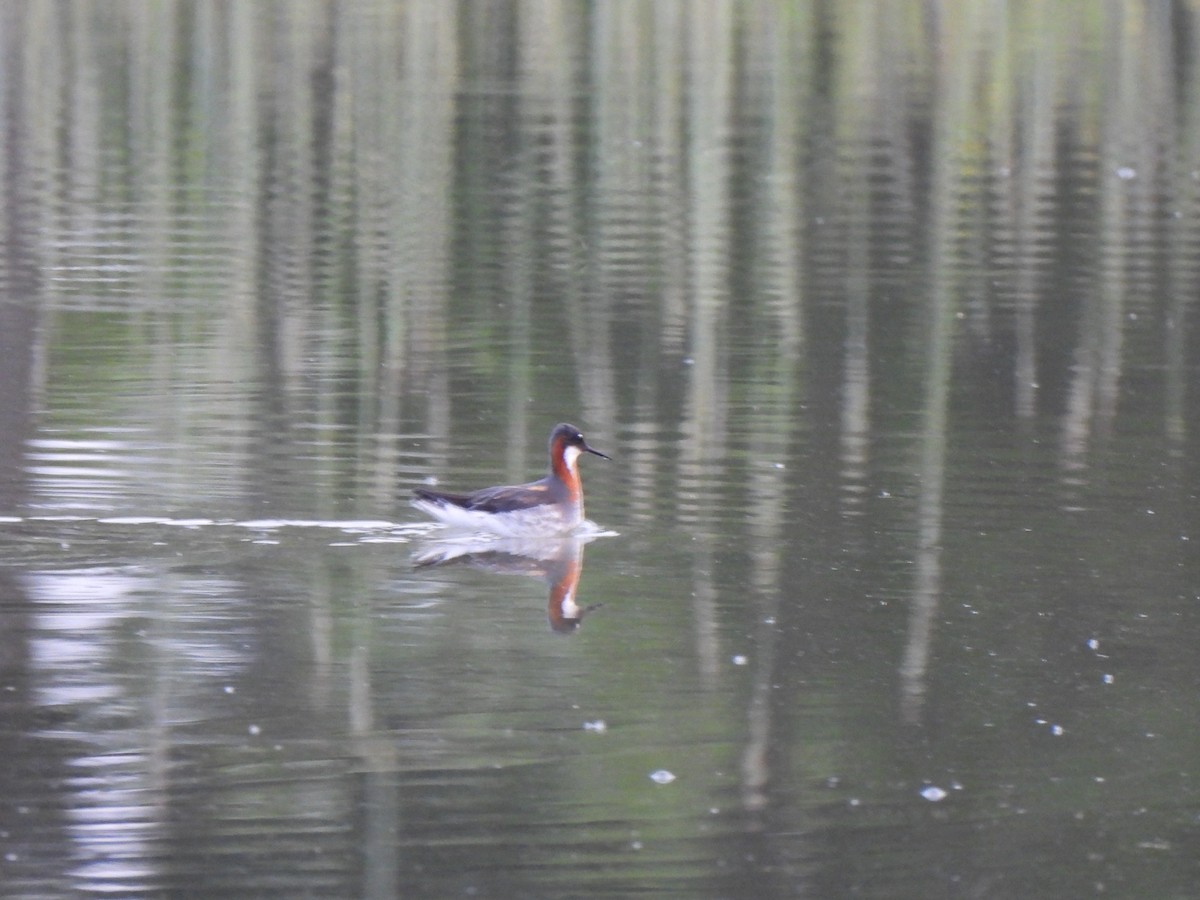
left=0, top=2, right=1197, bottom=897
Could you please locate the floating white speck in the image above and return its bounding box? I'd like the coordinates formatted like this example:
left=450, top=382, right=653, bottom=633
left=1051, top=724, right=1064, bottom=736
left=1116, top=166, right=1136, bottom=180
left=920, top=785, right=947, bottom=802
left=248, top=724, right=261, bottom=736
left=649, top=769, right=676, bottom=784
left=223, top=685, right=236, bottom=694
left=732, top=654, right=748, bottom=666
left=583, top=720, right=607, bottom=733
left=1137, top=838, right=1172, bottom=851
left=1103, top=673, right=1114, bottom=684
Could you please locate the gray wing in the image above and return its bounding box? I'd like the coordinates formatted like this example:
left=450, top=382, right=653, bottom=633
left=413, top=479, right=554, bottom=513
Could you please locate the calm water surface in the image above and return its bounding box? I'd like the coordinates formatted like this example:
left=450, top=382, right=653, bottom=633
left=0, top=2, right=1198, bottom=897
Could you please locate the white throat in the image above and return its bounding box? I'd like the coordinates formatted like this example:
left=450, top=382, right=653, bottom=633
left=559, top=589, right=580, bottom=619
left=562, top=444, right=583, bottom=472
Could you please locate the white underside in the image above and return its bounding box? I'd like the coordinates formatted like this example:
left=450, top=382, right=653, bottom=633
left=412, top=498, right=582, bottom=537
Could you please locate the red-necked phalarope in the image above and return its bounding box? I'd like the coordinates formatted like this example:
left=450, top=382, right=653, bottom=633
left=412, top=423, right=609, bottom=535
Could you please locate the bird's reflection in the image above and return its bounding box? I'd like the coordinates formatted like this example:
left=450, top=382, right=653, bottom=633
left=413, top=533, right=602, bottom=632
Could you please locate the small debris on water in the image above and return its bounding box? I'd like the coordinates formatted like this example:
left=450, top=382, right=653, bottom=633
left=920, top=785, right=947, bottom=802
left=732, top=654, right=748, bottom=666
left=583, top=719, right=607, bottom=733
left=649, top=769, right=676, bottom=784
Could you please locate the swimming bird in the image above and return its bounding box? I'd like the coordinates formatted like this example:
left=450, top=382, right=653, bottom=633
left=412, top=423, right=609, bottom=535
